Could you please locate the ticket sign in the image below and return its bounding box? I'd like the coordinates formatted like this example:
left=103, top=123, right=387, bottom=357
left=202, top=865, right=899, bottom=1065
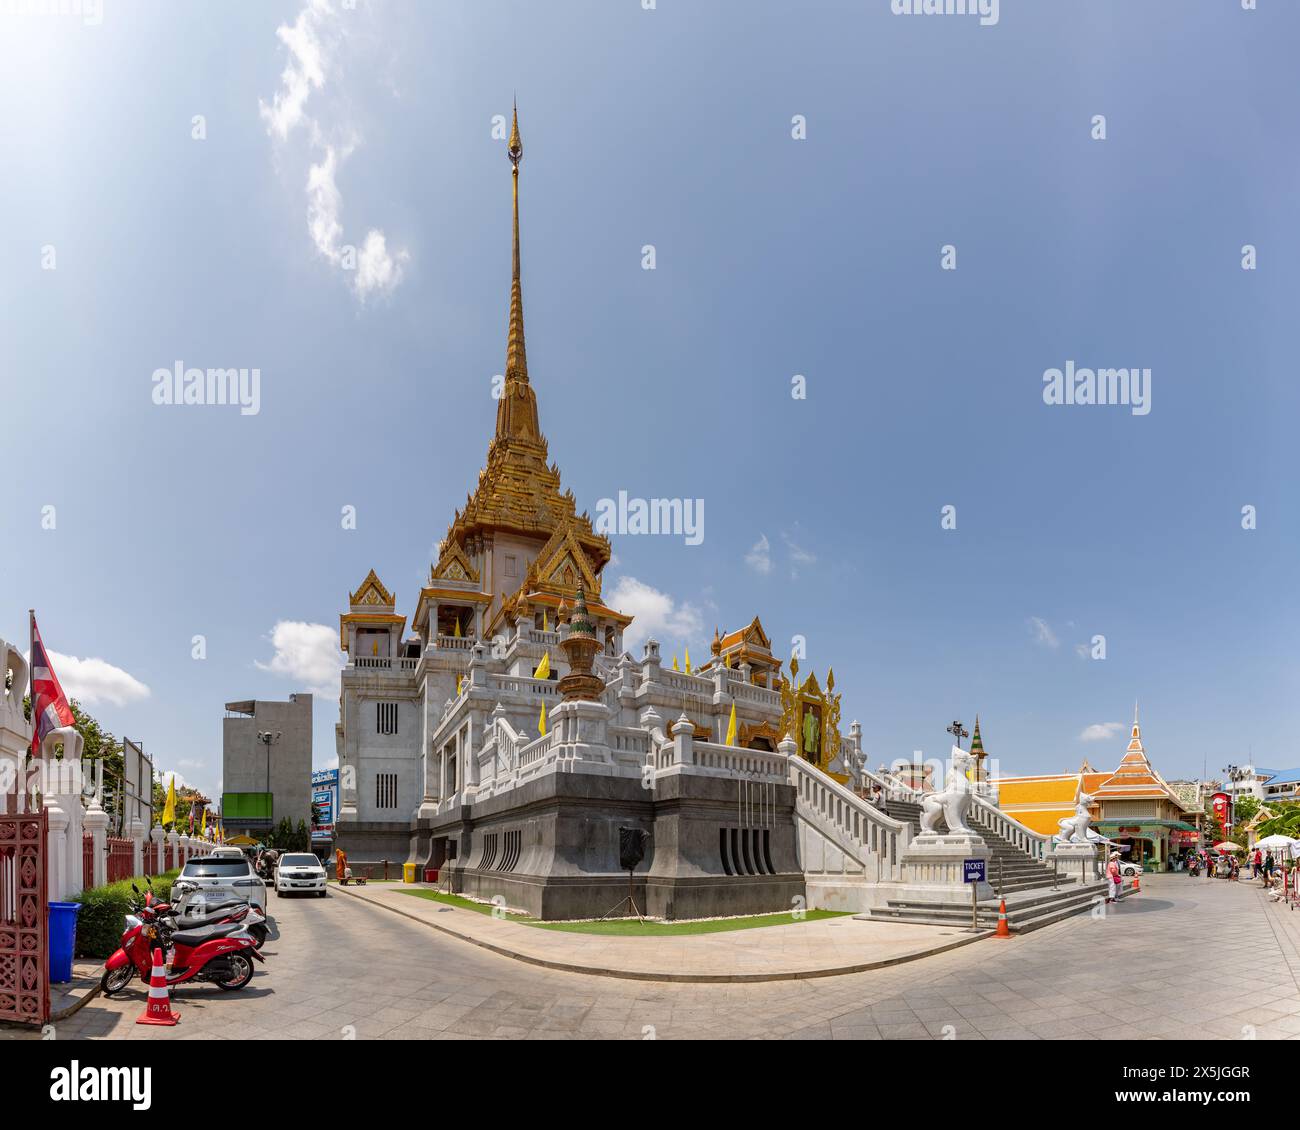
left=963, top=858, right=986, bottom=884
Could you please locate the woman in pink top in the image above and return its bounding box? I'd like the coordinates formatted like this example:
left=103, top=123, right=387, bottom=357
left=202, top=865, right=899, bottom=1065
left=1106, top=852, right=1122, bottom=903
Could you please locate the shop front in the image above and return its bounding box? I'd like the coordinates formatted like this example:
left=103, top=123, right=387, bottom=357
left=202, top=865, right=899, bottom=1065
left=1094, top=821, right=1199, bottom=871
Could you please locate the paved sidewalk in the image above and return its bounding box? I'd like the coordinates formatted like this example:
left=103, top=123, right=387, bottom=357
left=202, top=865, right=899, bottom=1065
left=329, top=882, right=987, bottom=981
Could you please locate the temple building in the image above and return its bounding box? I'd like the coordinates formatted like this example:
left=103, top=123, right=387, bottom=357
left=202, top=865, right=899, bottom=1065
left=332, top=107, right=866, bottom=918
left=993, top=709, right=1201, bottom=870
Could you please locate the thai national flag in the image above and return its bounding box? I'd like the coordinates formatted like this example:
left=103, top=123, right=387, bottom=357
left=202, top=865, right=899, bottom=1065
left=29, top=612, right=74, bottom=755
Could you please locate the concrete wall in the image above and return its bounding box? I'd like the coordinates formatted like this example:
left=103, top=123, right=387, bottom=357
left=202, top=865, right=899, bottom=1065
left=222, top=694, right=312, bottom=831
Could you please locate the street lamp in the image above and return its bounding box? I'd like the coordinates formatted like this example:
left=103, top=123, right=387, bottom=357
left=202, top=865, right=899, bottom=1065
left=257, top=730, right=281, bottom=837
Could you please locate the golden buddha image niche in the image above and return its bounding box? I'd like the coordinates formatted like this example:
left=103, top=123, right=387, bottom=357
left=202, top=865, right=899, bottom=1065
left=778, top=659, right=846, bottom=784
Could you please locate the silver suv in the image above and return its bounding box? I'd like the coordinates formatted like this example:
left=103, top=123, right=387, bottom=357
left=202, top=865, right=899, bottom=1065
left=171, top=855, right=268, bottom=911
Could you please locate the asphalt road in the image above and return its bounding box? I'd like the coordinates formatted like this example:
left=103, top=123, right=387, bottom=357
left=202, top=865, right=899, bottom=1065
left=21, top=874, right=1300, bottom=1040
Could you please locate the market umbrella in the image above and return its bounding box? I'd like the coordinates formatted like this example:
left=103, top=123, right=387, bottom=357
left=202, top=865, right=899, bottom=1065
left=1253, top=834, right=1300, bottom=851
left=1213, top=841, right=1243, bottom=853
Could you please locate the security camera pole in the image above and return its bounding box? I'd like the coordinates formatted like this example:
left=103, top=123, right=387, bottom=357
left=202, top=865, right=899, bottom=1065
left=257, top=730, right=281, bottom=838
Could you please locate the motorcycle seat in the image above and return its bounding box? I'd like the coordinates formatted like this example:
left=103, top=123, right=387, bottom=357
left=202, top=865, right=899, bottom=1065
left=169, top=921, right=247, bottom=948
left=175, top=900, right=247, bottom=924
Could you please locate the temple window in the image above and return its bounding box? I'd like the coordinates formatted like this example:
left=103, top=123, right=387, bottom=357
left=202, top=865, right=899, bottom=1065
left=437, top=607, right=471, bottom=637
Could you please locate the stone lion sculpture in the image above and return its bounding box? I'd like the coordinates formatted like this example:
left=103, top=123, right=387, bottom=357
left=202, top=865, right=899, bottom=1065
left=919, top=747, right=977, bottom=835
left=1057, top=792, right=1094, bottom=843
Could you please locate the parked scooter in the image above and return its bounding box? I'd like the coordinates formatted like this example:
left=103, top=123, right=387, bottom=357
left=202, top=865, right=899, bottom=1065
left=137, top=878, right=269, bottom=950
left=101, top=894, right=264, bottom=997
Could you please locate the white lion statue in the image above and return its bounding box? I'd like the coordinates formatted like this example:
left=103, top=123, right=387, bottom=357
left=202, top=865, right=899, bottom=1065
left=1057, top=792, right=1094, bottom=843
left=919, top=747, right=977, bottom=835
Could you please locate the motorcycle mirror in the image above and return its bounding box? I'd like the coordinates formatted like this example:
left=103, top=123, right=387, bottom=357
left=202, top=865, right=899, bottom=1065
left=131, top=883, right=140, bottom=894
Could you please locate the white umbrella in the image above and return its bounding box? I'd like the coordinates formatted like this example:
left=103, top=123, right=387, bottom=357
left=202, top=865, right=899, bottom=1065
left=1213, top=841, right=1243, bottom=853
left=1254, top=834, right=1300, bottom=851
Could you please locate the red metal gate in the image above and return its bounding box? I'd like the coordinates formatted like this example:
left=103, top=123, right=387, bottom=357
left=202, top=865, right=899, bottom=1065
left=0, top=809, right=49, bottom=1026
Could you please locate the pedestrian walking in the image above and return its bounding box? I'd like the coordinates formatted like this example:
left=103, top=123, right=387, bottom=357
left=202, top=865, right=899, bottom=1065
left=1106, top=851, right=1122, bottom=903
left=1253, top=847, right=1262, bottom=879
left=1204, top=849, right=1214, bottom=879
left=1264, top=850, right=1276, bottom=889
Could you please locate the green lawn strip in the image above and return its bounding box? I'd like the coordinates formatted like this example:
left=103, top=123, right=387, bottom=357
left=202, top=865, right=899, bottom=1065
left=393, top=888, right=850, bottom=936
left=397, top=888, right=532, bottom=917
left=527, top=909, right=850, bottom=936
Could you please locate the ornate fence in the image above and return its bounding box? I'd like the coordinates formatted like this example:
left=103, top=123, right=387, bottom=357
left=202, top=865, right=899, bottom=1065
left=82, top=833, right=93, bottom=892
left=0, top=810, right=49, bottom=1026
left=107, top=837, right=133, bottom=884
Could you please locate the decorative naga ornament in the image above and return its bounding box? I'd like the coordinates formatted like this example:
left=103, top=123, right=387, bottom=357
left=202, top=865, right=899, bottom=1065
left=778, top=659, right=844, bottom=781
left=557, top=586, right=603, bottom=702
left=919, top=748, right=978, bottom=835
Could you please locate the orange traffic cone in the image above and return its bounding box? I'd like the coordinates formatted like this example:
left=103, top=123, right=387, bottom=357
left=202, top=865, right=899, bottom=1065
left=135, top=947, right=180, bottom=1026
left=1131, top=871, right=1140, bottom=893
left=993, top=898, right=1012, bottom=938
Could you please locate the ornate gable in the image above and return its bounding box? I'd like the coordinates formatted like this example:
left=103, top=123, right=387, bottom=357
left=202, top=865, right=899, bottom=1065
left=535, top=524, right=600, bottom=596
left=431, top=542, right=480, bottom=585
left=349, top=569, right=395, bottom=610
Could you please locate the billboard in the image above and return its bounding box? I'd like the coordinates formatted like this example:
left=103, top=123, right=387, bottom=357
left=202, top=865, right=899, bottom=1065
left=119, top=737, right=154, bottom=835
left=312, top=768, right=339, bottom=841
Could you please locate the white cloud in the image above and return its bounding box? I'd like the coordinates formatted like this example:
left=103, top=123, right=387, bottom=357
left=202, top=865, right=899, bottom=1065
left=255, top=621, right=343, bottom=695
left=1028, top=617, right=1059, bottom=649
left=606, top=576, right=703, bottom=653
left=744, top=533, right=772, bottom=575
left=36, top=650, right=151, bottom=708
left=1080, top=722, right=1123, bottom=742
left=258, top=0, right=331, bottom=141
left=260, top=0, right=408, bottom=301
left=781, top=529, right=817, bottom=580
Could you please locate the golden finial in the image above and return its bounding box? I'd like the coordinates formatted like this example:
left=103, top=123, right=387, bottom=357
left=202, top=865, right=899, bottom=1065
left=508, top=98, right=523, bottom=170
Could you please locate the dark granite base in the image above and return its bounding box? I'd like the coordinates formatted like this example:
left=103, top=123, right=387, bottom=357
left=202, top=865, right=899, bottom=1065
left=409, top=768, right=807, bottom=920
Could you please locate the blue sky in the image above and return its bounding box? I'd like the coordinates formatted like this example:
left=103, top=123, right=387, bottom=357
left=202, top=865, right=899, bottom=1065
left=1, top=0, right=1296, bottom=801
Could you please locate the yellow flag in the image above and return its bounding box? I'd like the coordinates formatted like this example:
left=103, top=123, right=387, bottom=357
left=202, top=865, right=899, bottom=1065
left=456, top=673, right=463, bottom=695
left=542, top=610, right=548, bottom=632
left=534, top=651, right=550, bottom=679
left=200, top=807, right=207, bottom=836
left=685, top=648, right=692, bottom=674
left=453, top=618, right=462, bottom=638
left=725, top=702, right=737, bottom=746
left=538, top=700, right=547, bottom=736
left=372, top=639, right=379, bottom=656
left=672, top=655, right=680, bottom=672
left=162, top=775, right=176, bottom=827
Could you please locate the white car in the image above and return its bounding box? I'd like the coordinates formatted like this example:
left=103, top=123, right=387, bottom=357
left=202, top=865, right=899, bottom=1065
left=1118, top=861, right=1144, bottom=877
left=275, top=852, right=328, bottom=897
left=170, top=855, right=267, bottom=911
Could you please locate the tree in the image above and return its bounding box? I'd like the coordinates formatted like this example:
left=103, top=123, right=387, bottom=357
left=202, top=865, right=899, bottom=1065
left=295, top=819, right=309, bottom=851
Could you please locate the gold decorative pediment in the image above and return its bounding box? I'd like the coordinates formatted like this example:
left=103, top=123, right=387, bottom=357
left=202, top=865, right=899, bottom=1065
left=432, top=542, right=480, bottom=585
left=533, top=524, right=600, bottom=597
left=349, top=569, right=395, bottom=610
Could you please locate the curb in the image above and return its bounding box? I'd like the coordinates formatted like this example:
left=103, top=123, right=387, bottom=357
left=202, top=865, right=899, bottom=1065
left=328, top=881, right=993, bottom=983
left=50, top=974, right=102, bottom=1023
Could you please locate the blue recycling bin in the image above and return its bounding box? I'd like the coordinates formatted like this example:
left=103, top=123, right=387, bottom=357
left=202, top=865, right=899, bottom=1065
left=48, top=902, right=81, bottom=984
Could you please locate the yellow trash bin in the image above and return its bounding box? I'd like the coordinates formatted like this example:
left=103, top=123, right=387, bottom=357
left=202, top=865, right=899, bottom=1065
left=402, top=862, right=416, bottom=884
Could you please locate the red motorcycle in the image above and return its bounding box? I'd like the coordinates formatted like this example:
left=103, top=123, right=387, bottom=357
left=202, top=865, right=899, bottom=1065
left=101, top=895, right=265, bottom=996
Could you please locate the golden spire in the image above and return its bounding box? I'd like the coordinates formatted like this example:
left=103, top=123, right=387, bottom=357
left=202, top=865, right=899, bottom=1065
left=494, top=98, right=540, bottom=444
left=505, top=99, right=527, bottom=384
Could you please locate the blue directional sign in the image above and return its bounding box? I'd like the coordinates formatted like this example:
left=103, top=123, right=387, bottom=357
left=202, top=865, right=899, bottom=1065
left=963, top=858, right=986, bottom=884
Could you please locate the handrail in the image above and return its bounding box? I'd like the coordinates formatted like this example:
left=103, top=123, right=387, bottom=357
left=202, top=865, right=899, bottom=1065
left=789, top=756, right=911, bottom=879
left=969, top=792, right=1053, bottom=860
